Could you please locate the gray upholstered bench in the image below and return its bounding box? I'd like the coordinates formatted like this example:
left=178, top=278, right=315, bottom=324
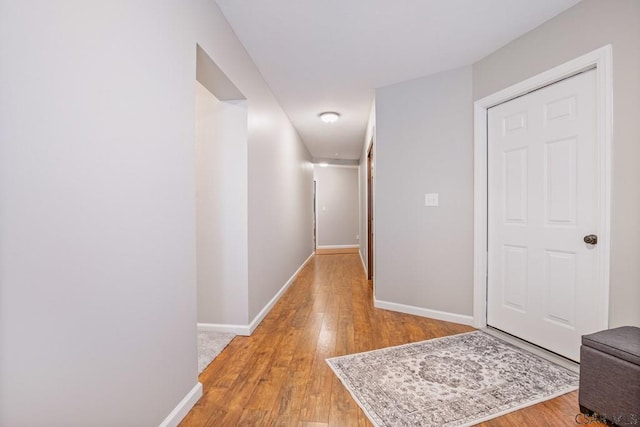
left=579, top=326, right=640, bottom=425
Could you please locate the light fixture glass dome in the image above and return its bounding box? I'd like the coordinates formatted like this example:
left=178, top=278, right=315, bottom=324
left=319, top=111, right=340, bottom=123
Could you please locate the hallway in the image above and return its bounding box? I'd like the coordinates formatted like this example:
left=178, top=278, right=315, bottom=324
left=180, top=254, right=585, bottom=426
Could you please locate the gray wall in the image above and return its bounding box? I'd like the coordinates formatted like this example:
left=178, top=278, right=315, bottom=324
left=314, top=166, right=359, bottom=247
left=247, top=115, right=314, bottom=320
left=0, top=0, right=314, bottom=425
left=0, top=2, right=198, bottom=425
left=473, top=0, right=640, bottom=327
left=368, top=0, right=639, bottom=327
left=195, top=82, right=248, bottom=325
left=375, top=66, right=474, bottom=316
left=195, top=0, right=314, bottom=331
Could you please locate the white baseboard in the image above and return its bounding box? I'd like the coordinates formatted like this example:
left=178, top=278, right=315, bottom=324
left=247, top=252, right=314, bottom=334
left=196, top=252, right=314, bottom=337
left=316, top=244, right=359, bottom=249
left=374, top=298, right=474, bottom=326
left=158, top=382, right=202, bottom=427
left=359, top=249, right=367, bottom=275
left=197, top=322, right=251, bottom=336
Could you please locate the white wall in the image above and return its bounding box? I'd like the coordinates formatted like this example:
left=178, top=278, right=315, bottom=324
left=374, top=66, right=474, bottom=318
left=0, top=0, right=314, bottom=425
left=473, top=0, right=640, bottom=327
left=314, top=166, right=359, bottom=247
left=195, top=81, right=248, bottom=326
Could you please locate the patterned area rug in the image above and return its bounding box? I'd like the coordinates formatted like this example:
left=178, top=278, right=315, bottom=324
left=198, top=331, right=235, bottom=374
left=327, top=331, right=578, bottom=427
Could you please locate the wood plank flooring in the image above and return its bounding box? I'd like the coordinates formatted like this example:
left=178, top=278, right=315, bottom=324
left=180, top=253, right=588, bottom=426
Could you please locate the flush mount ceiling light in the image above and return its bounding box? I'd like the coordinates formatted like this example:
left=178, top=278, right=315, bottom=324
left=319, top=111, right=340, bottom=123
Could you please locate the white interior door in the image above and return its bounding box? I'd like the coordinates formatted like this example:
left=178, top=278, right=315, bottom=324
left=487, top=69, right=600, bottom=362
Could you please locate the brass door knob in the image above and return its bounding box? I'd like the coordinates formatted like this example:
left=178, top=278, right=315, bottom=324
left=583, top=234, right=598, bottom=245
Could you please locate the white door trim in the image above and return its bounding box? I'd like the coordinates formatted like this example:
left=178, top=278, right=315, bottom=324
left=473, top=45, right=612, bottom=330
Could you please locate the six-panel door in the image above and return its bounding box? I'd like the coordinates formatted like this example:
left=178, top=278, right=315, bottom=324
left=487, top=69, right=600, bottom=362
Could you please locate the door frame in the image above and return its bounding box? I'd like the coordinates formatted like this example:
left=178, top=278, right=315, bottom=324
left=313, top=179, right=317, bottom=252
left=367, top=140, right=374, bottom=280
left=472, top=45, right=613, bottom=330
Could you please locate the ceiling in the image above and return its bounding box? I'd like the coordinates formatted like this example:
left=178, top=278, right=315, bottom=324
left=215, top=0, right=581, bottom=161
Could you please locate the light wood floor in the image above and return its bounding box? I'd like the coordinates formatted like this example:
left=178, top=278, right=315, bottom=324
left=180, top=253, right=588, bottom=426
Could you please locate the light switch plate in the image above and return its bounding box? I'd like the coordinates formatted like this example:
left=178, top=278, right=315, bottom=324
left=424, top=193, right=439, bottom=207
